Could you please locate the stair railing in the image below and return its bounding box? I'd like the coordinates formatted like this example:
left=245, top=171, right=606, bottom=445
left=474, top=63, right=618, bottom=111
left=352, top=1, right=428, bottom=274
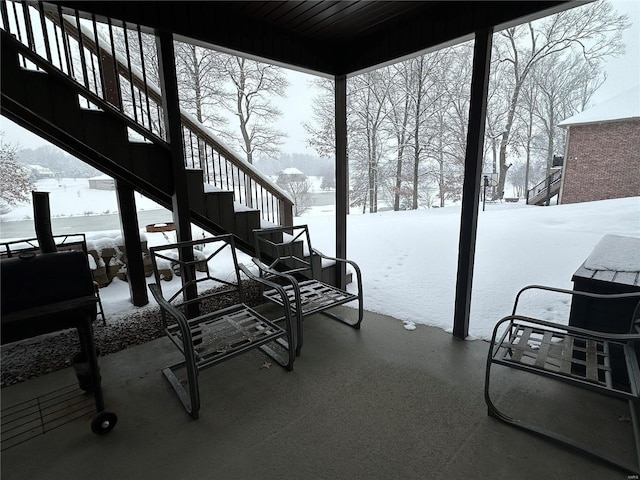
left=1, top=0, right=293, bottom=226
left=526, top=169, right=562, bottom=205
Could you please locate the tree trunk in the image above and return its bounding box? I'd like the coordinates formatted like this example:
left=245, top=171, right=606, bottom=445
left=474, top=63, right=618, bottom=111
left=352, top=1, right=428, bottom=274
left=412, top=141, right=420, bottom=210
left=495, top=81, right=522, bottom=200
left=368, top=126, right=378, bottom=213
left=439, top=154, right=445, bottom=207
left=394, top=147, right=403, bottom=211
left=437, top=115, right=445, bottom=207
left=412, top=59, right=424, bottom=210
left=411, top=112, right=421, bottom=210
left=234, top=59, right=253, bottom=165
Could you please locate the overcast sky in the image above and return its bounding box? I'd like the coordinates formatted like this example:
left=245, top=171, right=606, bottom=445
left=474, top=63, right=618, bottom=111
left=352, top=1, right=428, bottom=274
left=1, top=0, right=638, bottom=154
left=590, top=0, right=640, bottom=104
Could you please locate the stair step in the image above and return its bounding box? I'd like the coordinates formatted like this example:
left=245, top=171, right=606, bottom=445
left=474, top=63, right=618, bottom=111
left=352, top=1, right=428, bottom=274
left=50, top=88, right=84, bottom=140
left=129, top=143, right=172, bottom=194
left=80, top=110, right=129, bottom=160
left=256, top=230, right=283, bottom=260
left=22, top=70, right=57, bottom=121
left=185, top=169, right=206, bottom=215
left=234, top=206, right=261, bottom=241
left=204, top=189, right=235, bottom=231
left=319, top=262, right=353, bottom=286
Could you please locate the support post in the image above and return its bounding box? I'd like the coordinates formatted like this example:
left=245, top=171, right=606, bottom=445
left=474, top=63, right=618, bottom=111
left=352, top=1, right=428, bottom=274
left=335, top=75, right=348, bottom=290
left=453, top=29, right=493, bottom=340
left=156, top=31, right=197, bottom=310
left=156, top=31, right=192, bottom=244
left=101, top=43, right=147, bottom=306
left=115, top=179, right=148, bottom=306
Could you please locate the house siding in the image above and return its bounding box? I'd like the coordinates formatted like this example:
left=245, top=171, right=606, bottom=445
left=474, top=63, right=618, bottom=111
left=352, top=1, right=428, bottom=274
left=561, top=119, right=640, bottom=204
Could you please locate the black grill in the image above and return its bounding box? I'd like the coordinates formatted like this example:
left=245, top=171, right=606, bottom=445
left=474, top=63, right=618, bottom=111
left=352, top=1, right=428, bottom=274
left=1, top=250, right=117, bottom=435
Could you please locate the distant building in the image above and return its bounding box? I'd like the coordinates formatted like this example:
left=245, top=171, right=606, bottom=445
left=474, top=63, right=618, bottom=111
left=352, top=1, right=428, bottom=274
left=88, top=175, right=115, bottom=190
left=558, top=86, right=640, bottom=204
left=280, top=167, right=305, bottom=177
left=276, top=167, right=307, bottom=185
left=27, top=164, right=55, bottom=179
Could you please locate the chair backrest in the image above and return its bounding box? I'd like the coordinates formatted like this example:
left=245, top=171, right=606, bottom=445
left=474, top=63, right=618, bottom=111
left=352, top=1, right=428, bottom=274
left=253, top=225, right=317, bottom=279
left=149, top=234, right=243, bottom=319
left=1, top=234, right=88, bottom=259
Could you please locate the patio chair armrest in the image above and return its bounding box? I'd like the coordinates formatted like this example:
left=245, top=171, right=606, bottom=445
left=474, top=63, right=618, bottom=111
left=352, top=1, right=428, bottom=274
left=311, top=248, right=354, bottom=267
left=311, top=248, right=363, bottom=287
left=311, top=248, right=363, bottom=293
left=238, top=263, right=295, bottom=334
left=512, top=284, right=640, bottom=316
left=148, top=283, right=192, bottom=342
left=248, top=257, right=303, bottom=320
left=492, top=314, right=640, bottom=344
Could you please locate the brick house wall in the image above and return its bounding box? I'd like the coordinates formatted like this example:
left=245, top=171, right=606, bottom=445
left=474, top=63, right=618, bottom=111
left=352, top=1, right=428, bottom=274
left=560, top=119, right=640, bottom=204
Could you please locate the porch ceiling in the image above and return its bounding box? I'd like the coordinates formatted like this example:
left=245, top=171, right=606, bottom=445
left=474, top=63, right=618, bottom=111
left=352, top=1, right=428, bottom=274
left=51, top=0, right=576, bottom=76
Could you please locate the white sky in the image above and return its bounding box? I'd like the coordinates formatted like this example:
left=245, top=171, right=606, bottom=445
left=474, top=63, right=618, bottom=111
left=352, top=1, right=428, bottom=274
left=590, top=0, right=640, bottom=104
left=1, top=0, right=637, bottom=152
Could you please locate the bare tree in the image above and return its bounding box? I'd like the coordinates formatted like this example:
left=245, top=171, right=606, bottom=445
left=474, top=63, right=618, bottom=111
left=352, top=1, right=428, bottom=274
left=303, top=78, right=336, bottom=159
left=276, top=170, right=312, bottom=216
left=174, top=42, right=228, bottom=130
left=407, top=54, right=438, bottom=209
left=349, top=71, right=391, bottom=213
left=0, top=135, right=32, bottom=210
left=513, top=73, right=538, bottom=198
left=490, top=0, right=629, bottom=199
left=385, top=62, right=412, bottom=211
left=302, top=2, right=627, bottom=211
left=429, top=45, right=473, bottom=207
left=533, top=53, right=606, bottom=192
left=221, top=56, right=288, bottom=164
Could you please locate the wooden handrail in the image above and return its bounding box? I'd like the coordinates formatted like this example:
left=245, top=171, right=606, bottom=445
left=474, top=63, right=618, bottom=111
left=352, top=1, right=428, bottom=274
left=528, top=169, right=562, bottom=198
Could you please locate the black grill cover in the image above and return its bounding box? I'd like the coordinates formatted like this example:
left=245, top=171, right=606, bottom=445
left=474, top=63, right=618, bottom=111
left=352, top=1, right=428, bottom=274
left=1, top=251, right=97, bottom=344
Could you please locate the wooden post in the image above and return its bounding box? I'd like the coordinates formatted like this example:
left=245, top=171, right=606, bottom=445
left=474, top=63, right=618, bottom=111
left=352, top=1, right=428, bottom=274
left=453, top=29, right=493, bottom=340
left=280, top=198, right=294, bottom=227
left=156, top=31, right=192, bottom=244
left=156, top=31, right=198, bottom=310
left=115, top=179, right=148, bottom=306
left=100, top=46, right=147, bottom=307
left=335, top=75, right=348, bottom=290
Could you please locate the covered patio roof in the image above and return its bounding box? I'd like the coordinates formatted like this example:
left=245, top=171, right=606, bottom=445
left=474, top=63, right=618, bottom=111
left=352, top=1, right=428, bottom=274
left=55, top=1, right=573, bottom=77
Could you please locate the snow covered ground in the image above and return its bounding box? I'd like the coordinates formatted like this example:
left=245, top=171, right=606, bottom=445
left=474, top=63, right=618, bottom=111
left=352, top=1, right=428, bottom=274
left=310, top=198, right=640, bottom=339
left=2, top=177, right=639, bottom=340
left=0, top=178, right=163, bottom=221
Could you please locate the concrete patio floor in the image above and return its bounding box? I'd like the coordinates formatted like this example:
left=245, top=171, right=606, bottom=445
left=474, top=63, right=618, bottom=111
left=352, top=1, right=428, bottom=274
left=1, top=307, right=631, bottom=480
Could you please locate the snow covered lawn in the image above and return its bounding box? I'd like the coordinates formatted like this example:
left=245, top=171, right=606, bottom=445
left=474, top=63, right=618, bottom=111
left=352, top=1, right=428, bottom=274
left=301, top=196, right=640, bottom=339
left=2, top=177, right=639, bottom=341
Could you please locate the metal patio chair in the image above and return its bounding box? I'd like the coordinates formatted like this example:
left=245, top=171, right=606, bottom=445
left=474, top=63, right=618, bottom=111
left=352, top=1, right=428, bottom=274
left=148, top=234, right=295, bottom=419
left=485, top=285, right=640, bottom=474
left=252, top=225, right=363, bottom=355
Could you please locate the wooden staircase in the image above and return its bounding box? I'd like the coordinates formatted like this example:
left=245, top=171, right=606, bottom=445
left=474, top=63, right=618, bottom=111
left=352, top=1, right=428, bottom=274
left=2, top=29, right=263, bottom=253
left=526, top=169, right=562, bottom=206
left=0, top=1, right=345, bottom=288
